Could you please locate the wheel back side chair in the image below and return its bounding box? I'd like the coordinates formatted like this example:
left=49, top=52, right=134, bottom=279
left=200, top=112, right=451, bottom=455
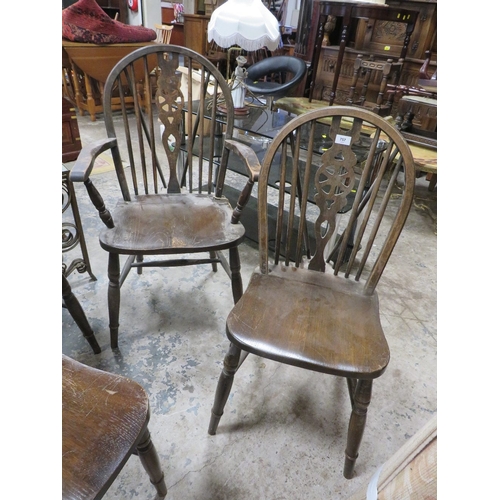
left=207, top=105, right=416, bottom=478
left=70, top=45, right=260, bottom=348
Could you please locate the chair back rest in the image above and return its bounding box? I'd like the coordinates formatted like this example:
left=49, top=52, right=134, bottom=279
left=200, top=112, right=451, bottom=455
left=257, top=106, right=415, bottom=295
left=347, top=54, right=404, bottom=115
left=155, top=24, right=174, bottom=44
left=102, top=45, right=235, bottom=200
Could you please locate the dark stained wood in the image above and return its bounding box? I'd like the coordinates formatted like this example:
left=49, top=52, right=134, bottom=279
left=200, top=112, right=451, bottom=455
left=62, top=354, right=167, bottom=499
left=307, top=1, right=419, bottom=105
left=208, top=106, right=416, bottom=479
left=62, top=274, right=101, bottom=354
left=70, top=45, right=257, bottom=348
left=346, top=54, right=404, bottom=116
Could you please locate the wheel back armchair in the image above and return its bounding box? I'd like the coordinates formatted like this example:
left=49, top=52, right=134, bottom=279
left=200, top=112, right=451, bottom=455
left=70, top=45, right=259, bottom=348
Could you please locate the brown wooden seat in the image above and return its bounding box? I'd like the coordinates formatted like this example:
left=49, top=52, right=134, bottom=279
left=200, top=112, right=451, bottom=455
left=207, top=105, right=415, bottom=479
left=70, top=45, right=258, bottom=349
left=154, top=24, right=174, bottom=44
left=62, top=354, right=167, bottom=499
left=346, top=54, right=404, bottom=116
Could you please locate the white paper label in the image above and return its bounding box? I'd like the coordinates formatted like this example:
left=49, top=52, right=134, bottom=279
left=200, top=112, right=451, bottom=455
left=335, top=134, right=352, bottom=146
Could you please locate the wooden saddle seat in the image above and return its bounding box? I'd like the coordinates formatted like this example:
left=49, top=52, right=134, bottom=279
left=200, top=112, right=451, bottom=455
left=62, top=354, right=167, bottom=499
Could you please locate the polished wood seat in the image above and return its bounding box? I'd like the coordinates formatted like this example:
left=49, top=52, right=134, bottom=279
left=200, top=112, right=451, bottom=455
left=208, top=106, right=416, bottom=479
left=62, top=354, right=167, bottom=499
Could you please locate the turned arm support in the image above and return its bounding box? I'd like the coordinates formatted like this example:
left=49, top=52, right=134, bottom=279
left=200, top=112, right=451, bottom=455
left=69, top=138, right=117, bottom=229
left=224, top=139, right=261, bottom=225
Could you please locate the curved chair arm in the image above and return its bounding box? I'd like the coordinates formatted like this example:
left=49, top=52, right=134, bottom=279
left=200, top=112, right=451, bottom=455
left=224, top=138, right=261, bottom=225
left=69, top=138, right=117, bottom=229
left=70, top=138, right=117, bottom=182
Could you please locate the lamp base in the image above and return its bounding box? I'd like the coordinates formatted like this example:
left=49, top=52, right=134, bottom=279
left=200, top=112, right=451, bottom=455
left=217, top=104, right=250, bottom=116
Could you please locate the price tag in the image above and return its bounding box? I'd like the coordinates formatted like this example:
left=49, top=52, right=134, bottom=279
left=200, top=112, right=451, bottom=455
left=335, top=134, right=352, bottom=146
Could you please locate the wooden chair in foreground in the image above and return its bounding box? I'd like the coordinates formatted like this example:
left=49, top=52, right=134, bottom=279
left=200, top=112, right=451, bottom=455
left=208, top=106, right=415, bottom=479
left=62, top=354, right=167, bottom=499
left=70, top=45, right=258, bottom=349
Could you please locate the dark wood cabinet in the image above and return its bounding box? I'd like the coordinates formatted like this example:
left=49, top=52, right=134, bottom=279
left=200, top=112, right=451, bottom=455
left=295, top=0, right=436, bottom=103
left=62, top=97, right=82, bottom=163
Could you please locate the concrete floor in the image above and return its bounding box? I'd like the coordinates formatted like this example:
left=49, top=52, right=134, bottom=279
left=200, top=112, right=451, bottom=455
left=62, top=111, right=437, bottom=500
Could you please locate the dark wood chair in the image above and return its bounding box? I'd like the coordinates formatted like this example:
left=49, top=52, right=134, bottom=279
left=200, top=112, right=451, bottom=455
left=70, top=45, right=259, bottom=349
left=346, top=54, right=404, bottom=116
left=62, top=273, right=101, bottom=354
left=207, top=106, right=415, bottom=479
left=62, top=354, right=167, bottom=499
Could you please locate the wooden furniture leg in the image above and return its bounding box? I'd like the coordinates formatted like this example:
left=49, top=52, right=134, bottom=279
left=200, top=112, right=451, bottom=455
left=108, top=252, right=121, bottom=349
left=344, top=379, right=373, bottom=479
left=62, top=273, right=101, bottom=354
left=208, top=342, right=242, bottom=435
left=83, top=72, right=97, bottom=122
left=135, top=428, right=169, bottom=497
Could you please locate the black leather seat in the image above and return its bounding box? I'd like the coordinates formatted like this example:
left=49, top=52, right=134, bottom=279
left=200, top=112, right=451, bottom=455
left=245, top=55, right=307, bottom=106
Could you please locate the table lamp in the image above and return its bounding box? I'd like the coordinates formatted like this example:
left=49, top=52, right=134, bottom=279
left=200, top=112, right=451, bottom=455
left=207, top=0, right=281, bottom=114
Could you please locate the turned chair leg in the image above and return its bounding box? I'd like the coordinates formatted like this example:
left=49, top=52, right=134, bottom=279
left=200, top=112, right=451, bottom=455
left=135, top=426, right=168, bottom=499
left=108, top=252, right=121, bottom=349
left=208, top=342, right=242, bottom=435
left=229, top=247, right=243, bottom=304
left=210, top=250, right=218, bottom=272
left=344, top=378, right=373, bottom=479
left=62, top=274, right=101, bottom=354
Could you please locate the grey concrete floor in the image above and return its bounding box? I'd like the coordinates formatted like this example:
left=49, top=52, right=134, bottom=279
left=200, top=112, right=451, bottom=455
left=62, top=111, right=437, bottom=500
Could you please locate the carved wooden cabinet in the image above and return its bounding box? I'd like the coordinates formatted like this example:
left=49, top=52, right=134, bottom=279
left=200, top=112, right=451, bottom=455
left=296, top=0, right=437, bottom=103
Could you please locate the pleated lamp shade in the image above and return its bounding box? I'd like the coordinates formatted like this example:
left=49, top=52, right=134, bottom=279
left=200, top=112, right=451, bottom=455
left=207, top=0, right=281, bottom=52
